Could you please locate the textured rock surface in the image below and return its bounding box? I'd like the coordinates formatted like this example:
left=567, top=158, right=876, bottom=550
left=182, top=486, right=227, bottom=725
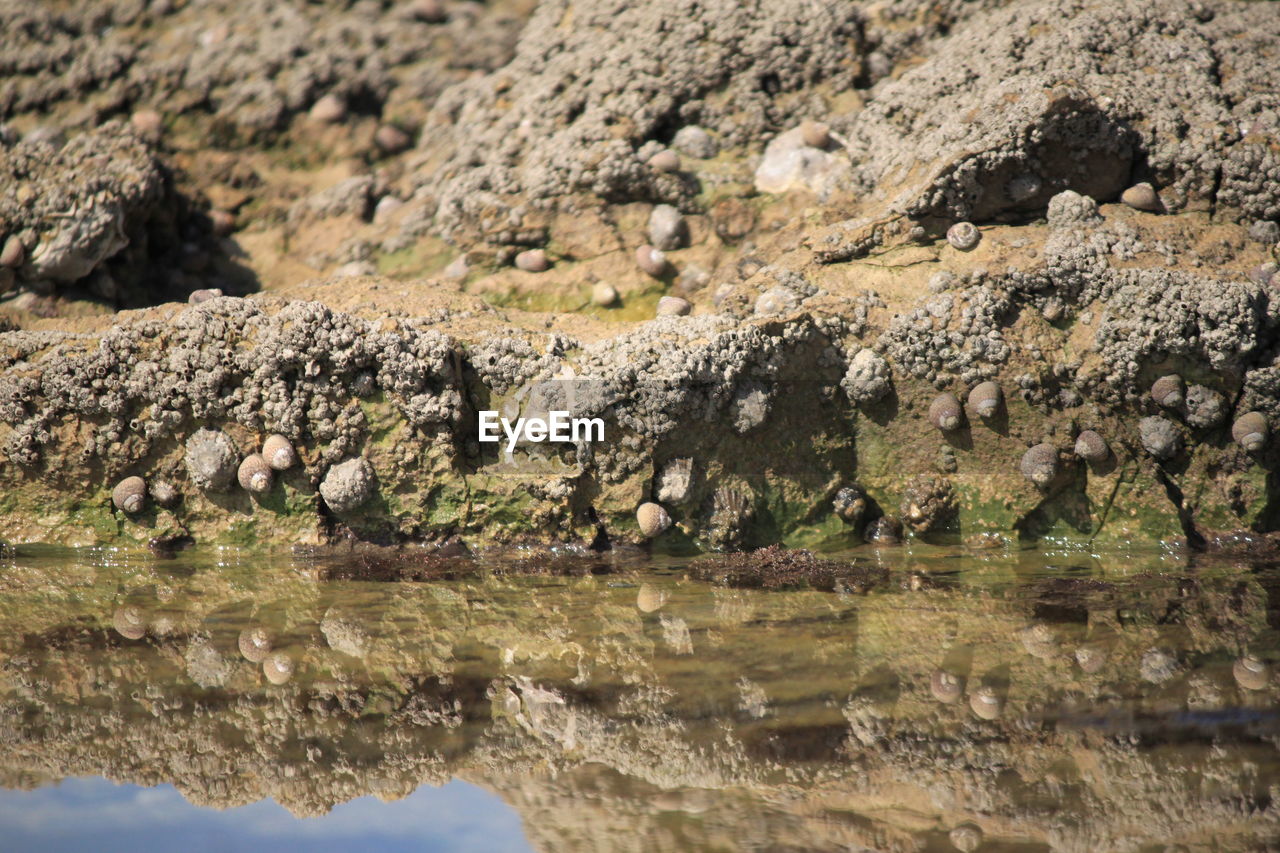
left=0, top=0, right=1277, bottom=550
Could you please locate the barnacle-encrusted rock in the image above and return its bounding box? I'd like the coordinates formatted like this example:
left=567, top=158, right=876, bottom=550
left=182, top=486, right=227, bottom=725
left=149, top=480, right=180, bottom=508
left=930, top=669, right=962, bottom=703
left=184, top=429, right=238, bottom=492
left=319, top=457, right=376, bottom=513
left=636, top=502, right=671, bottom=538
left=673, top=125, right=717, bottom=159
left=832, top=485, right=868, bottom=527
left=969, top=686, right=1002, bottom=720
left=1074, top=430, right=1109, bottom=464
left=1020, top=443, right=1058, bottom=488
left=262, top=434, right=298, bottom=471
left=1233, top=655, right=1269, bottom=691
left=1139, top=416, right=1180, bottom=460
left=237, top=453, right=273, bottom=494
left=1232, top=412, right=1269, bottom=452
left=928, top=393, right=963, bottom=431
left=841, top=349, right=892, bottom=406
left=1182, top=385, right=1226, bottom=429
left=1150, top=375, right=1184, bottom=409
left=111, top=476, right=146, bottom=514
left=238, top=627, right=273, bottom=664
left=729, top=382, right=770, bottom=433
left=900, top=475, right=955, bottom=534
left=968, top=381, right=1002, bottom=419
left=1046, top=190, right=1101, bottom=228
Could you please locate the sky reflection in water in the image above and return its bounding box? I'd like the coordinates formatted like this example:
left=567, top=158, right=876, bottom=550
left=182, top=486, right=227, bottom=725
left=0, top=777, right=532, bottom=853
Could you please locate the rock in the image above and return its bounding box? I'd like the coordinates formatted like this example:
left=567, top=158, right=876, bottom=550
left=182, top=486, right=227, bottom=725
left=755, top=127, right=847, bottom=196
left=374, top=124, right=412, bottom=154
left=309, top=94, right=348, bottom=124
left=673, top=126, right=717, bottom=159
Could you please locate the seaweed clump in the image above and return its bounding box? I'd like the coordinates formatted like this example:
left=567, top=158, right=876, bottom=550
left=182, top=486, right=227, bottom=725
left=689, top=545, right=887, bottom=592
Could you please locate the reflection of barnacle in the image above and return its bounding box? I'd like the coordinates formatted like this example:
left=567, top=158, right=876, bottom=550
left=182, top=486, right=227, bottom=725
left=704, top=486, right=754, bottom=551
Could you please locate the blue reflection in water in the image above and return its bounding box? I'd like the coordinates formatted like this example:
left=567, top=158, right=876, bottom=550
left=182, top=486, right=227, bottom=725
left=0, top=777, right=534, bottom=853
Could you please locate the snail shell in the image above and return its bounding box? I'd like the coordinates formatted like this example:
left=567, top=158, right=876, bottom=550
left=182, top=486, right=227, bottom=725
left=112, top=605, right=147, bottom=640
left=864, top=516, right=903, bottom=544
left=1120, top=182, right=1161, bottom=212
left=1074, top=429, right=1109, bottom=464
left=591, top=282, right=618, bottom=307
left=238, top=627, right=273, bottom=663
left=969, top=685, right=1002, bottom=720
left=968, top=381, right=1002, bottom=419
left=1232, top=411, right=1269, bottom=452
left=636, top=502, right=672, bottom=537
left=1020, top=443, right=1058, bottom=488
left=636, top=245, right=671, bottom=277
left=112, top=476, right=146, bottom=514
left=832, top=485, right=868, bottom=525
left=946, top=222, right=980, bottom=251
left=1150, top=374, right=1184, bottom=408
left=656, top=296, right=691, bottom=317
left=237, top=453, right=273, bottom=493
left=262, top=434, right=297, bottom=471
left=262, top=651, right=295, bottom=685
left=930, top=669, right=963, bottom=703
left=929, top=393, right=964, bottom=431
left=1233, top=655, right=1269, bottom=691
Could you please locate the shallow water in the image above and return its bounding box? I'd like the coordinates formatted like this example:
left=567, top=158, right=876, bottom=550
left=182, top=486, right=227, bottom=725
left=1, top=544, right=1279, bottom=852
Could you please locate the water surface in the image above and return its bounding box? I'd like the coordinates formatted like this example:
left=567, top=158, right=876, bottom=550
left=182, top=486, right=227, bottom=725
left=1, top=543, right=1278, bottom=851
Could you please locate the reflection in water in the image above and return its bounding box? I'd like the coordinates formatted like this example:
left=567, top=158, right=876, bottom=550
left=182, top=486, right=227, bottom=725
left=0, top=545, right=1279, bottom=851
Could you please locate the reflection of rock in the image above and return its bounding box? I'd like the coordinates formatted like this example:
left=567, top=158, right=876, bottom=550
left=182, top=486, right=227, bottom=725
left=0, top=555, right=1276, bottom=850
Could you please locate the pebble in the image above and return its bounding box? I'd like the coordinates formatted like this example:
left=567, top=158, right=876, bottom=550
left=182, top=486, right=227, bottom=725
left=514, top=249, right=550, bottom=272
left=309, top=94, right=347, bottom=124
left=591, top=282, right=618, bottom=306
left=374, top=124, right=412, bottom=153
